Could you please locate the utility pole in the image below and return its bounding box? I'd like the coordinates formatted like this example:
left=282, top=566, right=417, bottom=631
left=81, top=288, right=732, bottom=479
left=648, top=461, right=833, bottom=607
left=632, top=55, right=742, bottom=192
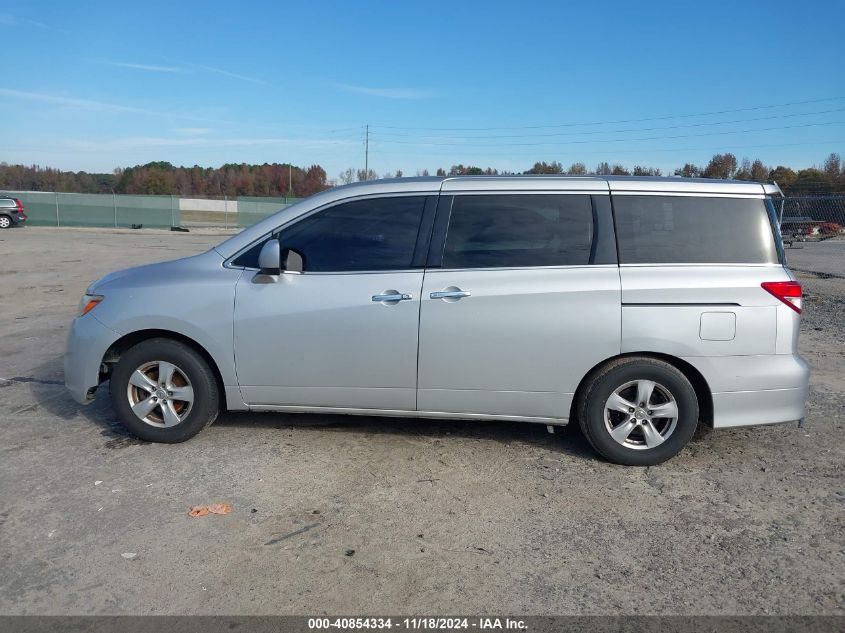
left=288, top=164, right=292, bottom=200
left=364, top=124, right=369, bottom=180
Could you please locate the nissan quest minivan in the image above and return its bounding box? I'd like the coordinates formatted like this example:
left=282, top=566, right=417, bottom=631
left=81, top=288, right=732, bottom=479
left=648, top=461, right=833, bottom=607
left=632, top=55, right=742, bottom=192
left=64, top=176, right=809, bottom=465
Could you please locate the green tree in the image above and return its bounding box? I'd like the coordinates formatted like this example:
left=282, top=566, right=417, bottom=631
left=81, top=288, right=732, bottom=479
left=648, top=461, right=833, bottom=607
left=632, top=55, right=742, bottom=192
left=750, top=159, right=769, bottom=182
left=674, top=163, right=701, bottom=178
left=790, top=168, right=832, bottom=195
left=526, top=161, right=564, bottom=174
left=768, top=165, right=797, bottom=191
left=632, top=165, right=662, bottom=176
left=702, top=153, right=738, bottom=179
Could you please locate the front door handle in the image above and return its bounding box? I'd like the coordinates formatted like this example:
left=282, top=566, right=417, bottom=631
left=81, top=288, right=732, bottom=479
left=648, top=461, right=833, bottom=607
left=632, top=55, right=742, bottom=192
left=430, top=289, right=471, bottom=300
left=372, top=291, right=413, bottom=304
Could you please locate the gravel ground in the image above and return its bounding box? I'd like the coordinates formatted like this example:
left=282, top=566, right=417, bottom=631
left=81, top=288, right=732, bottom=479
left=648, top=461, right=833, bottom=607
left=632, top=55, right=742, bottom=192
left=785, top=238, right=845, bottom=279
left=0, top=227, right=842, bottom=615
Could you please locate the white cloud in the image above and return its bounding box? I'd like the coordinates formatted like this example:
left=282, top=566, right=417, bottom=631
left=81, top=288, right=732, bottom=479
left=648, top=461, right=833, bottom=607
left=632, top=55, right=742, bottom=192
left=335, top=83, right=432, bottom=99
left=172, top=127, right=214, bottom=135
left=60, top=136, right=356, bottom=151
left=98, top=60, right=183, bottom=73
left=195, top=64, right=270, bottom=85
left=0, top=88, right=159, bottom=114
left=0, top=13, right=67, bottom=32
left=0, top=88, right=217, bottom=122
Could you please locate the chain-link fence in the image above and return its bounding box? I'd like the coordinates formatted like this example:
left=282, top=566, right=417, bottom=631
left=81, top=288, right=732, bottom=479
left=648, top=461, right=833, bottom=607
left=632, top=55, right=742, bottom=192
left=2, top=191, right=300, bottom=229
left=779, top=196, right=845, bottom=278
left=236, top=196, right=298, bottom=228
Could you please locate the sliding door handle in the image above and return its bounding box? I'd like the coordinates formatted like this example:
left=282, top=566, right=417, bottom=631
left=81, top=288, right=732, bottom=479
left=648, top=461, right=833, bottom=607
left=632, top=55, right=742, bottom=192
left=430, top=289, right=471, bottom=300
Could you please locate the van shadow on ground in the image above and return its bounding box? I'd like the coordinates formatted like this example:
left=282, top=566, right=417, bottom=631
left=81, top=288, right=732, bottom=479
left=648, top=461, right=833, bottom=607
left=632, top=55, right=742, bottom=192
left=29, top=355, right=605, bottom=460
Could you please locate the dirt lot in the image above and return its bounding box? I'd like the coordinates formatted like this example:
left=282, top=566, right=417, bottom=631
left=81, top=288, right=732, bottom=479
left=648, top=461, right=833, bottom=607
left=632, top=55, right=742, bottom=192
left=0, top=227, right=843, bottom=615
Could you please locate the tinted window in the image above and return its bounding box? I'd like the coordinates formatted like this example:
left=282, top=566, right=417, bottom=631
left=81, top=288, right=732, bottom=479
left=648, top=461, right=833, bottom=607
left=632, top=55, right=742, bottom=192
left=231, top=238, right=268, bottom=268
left=278, top=196, right=426, bottom=272
left=442, top=194, right=595, bottom=268
left=613, top=195, right=780, bottom=265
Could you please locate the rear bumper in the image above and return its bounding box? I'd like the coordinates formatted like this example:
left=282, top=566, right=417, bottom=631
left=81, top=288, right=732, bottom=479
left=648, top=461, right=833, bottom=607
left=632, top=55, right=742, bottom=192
left=682, top=354, right=810, bottom=428
left=710, top=387, right=807, bottom=428
left=64, top=313, right=120, bottom=405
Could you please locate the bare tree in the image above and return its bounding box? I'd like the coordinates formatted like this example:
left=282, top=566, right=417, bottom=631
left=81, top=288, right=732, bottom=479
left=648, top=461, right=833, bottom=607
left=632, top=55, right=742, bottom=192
left=823, top=153, right=841, bottom=181
left=338, top=168, right=356, bottom=185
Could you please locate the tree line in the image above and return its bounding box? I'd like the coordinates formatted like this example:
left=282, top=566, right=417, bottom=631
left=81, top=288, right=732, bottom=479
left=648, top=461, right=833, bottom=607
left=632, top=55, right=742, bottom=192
left=370, top=152, right=843, bottom=195
left=0, top=161, right=328, bottom=198
left=1, top=152, right=843, bottom=197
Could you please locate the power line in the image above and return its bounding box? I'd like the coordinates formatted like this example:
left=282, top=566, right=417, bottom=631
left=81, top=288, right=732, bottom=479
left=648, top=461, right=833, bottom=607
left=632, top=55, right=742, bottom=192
left=370, top=107, right=845, bottom=141
left=364, top=138, right=845, bottom=159
left=370, top=96, right=845, bottom=132
left=368, top=120, right=845, bottom=148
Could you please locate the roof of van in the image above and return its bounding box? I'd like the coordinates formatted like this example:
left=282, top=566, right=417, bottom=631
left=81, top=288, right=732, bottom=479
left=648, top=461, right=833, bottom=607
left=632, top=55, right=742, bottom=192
left=329, top=175, right=781, bottom=196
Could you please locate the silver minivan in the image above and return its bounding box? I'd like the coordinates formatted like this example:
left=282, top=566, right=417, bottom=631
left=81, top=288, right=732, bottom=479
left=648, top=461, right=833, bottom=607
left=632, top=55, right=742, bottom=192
left=64, top=176, right=809, bottom=465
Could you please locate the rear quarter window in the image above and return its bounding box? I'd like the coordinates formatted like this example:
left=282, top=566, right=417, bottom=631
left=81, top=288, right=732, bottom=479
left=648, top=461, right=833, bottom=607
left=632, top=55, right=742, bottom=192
left=613, top=195, right=781, bottom=265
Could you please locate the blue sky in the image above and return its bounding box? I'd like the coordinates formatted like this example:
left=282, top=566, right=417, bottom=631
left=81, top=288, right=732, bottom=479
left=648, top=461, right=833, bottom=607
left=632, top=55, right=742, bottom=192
left=2, top=0, right=844, bottom=180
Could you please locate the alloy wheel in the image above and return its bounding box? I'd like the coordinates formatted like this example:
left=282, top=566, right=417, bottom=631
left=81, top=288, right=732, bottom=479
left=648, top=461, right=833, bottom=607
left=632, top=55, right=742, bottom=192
left=603, top=379, right=679, bottom=450
left=126, top=360, right=194, bottom=427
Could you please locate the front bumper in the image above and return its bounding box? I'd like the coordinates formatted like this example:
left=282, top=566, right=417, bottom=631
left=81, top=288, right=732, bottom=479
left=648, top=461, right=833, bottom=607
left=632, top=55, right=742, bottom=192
left=64, top=313, right=120, bottom=404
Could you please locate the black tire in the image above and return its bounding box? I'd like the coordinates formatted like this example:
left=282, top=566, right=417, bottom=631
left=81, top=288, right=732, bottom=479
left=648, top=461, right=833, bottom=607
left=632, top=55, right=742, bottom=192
left=109, top=338, right=219, bottom=443
left=577, top=357, right=698, bottom=466
left=0, top=215, right=11, bottom=229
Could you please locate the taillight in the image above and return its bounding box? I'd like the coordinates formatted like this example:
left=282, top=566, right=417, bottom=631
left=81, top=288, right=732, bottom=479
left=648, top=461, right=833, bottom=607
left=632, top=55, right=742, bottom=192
left=14, top=198, right=24, bottom=212
left=761, top=281, right=802, bottom=313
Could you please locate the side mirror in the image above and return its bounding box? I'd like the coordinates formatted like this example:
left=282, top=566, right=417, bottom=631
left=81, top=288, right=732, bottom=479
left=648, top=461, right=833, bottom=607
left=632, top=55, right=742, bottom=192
left=257, top=240, right=281, bottom=275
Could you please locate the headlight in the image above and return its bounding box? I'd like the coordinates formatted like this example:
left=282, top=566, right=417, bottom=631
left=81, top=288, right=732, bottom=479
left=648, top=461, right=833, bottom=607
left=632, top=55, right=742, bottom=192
left=78, top=294, right=103, bottom=316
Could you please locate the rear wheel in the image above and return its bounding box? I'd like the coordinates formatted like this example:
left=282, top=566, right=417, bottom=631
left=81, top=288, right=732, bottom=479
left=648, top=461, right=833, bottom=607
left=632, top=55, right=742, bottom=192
left=0, top=215, right=11, bottom=229
left=109, top=338, right=219, bottom=442
left=577, top=358, right=698, bottom=465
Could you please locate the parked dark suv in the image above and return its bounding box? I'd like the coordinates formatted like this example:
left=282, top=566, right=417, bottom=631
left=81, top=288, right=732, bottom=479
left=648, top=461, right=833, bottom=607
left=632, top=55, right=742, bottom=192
left=0, top=196, right=27, bottom=228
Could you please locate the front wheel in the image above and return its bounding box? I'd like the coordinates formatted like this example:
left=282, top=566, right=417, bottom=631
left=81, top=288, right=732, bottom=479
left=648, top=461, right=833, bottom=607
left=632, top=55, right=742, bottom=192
left=577, top=358, right=699, bottom=466
left=109, top=338, right=219, bottom=442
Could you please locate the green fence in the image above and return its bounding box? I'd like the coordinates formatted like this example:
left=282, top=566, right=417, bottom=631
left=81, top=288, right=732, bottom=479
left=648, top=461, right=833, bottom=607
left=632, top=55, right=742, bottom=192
left=3, top=191, right=300, bottom=229
left=13, top=192, right=178, bottom=228
left=237, top=196, right=297, bottom=228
